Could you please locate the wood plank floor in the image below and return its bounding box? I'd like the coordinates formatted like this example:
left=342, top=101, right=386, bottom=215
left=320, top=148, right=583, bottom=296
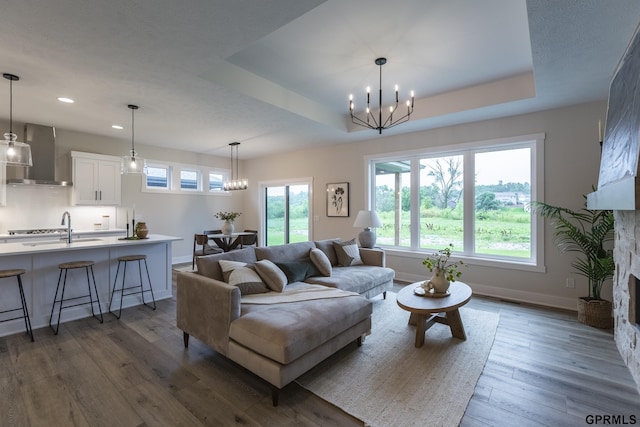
left=1, top=272, right=638, bottom=426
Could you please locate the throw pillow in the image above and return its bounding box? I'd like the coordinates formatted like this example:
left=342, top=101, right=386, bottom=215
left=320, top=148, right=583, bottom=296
left=275, top=259, right=321, bottom=283
left=333, top=238, right=363, bottom=267
left=218, top=260, right=270, bottom=295
left=314, top=238, right=341, bottom=266
left=309, top=248, right=332, bottom=277
left=254, top=259, right=288, bottom=292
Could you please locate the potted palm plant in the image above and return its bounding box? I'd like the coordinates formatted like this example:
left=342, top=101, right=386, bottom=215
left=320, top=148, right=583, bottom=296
left=530, top=199, right=615, bottom=328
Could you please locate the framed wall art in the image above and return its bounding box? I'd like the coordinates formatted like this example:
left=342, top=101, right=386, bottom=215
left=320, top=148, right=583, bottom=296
left=326, top=182, right=349, bottom=217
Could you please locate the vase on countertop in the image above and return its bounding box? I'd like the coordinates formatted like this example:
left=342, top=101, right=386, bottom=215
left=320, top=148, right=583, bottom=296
left=221, top=220, right=234, bottom=235
left=135, top=222, right=149, bottom=239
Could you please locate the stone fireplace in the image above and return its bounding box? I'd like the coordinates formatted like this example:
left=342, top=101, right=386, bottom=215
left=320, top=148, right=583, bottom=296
left=586, top=21, right=640, bottom=394
left=613, top=211, right=640, bottom=392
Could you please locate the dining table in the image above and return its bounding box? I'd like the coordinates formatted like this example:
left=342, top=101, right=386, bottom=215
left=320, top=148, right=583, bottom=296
left=206, top=231, right=256, bottom=252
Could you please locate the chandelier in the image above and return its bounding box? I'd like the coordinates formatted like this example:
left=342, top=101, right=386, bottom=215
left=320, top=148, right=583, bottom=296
left=349, top=58, right=414, bottom=134
left=1, top=73, right=32, bottom=166
left=121, top=104, right=147, bottom=175
left=223, top=142, right=248, bottom=191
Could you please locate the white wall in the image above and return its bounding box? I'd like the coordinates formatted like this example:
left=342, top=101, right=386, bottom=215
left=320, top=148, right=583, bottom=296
left=241, top=101, right=608, bottom=310
left=0, top=121, right=246, bottom=264
left=1, top=101, right=611, bottom=309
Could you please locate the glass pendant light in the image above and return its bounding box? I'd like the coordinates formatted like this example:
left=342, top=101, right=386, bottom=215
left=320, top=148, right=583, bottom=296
left=0, top=73, right=33, bottom=166
left=121, top=104, right=147, bottom=175
left=222, top=142, right=248, bottom=191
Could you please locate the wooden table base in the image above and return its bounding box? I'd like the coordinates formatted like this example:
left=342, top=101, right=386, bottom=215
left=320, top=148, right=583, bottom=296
left=408, top=308, right=467, bottom=348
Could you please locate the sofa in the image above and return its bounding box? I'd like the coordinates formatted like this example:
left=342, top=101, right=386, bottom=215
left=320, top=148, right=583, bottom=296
left=177, top=238, right=395, bottom=405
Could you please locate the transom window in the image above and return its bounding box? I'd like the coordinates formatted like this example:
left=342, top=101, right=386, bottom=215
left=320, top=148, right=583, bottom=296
left=368, top=134, right=544, bottom=268
left=143, top=161, right=229, bottom=195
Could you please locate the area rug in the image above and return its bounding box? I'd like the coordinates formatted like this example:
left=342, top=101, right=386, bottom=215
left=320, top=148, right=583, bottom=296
left=296, top=293, right=499, bottom=427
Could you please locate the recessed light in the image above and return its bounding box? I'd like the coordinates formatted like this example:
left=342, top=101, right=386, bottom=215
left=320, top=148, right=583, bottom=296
left=57, top=97, right=74, bottom=103
left=112, top=125, right=123, bottom=130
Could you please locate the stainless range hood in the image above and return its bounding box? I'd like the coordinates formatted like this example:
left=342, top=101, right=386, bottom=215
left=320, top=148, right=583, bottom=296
left=6, top=123, right=72, bottom=186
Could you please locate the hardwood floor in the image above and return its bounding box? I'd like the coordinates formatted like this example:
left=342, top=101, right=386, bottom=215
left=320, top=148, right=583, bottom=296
left=1, top=273, right=638, bottom=426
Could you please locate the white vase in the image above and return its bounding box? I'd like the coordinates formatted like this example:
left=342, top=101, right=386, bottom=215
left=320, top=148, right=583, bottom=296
left=425, top=268, right=450, bottom=294
left=221, top=221, right=234, bottom=235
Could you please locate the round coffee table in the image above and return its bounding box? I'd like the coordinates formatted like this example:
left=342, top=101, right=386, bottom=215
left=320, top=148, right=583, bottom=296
left=396, top=281, right=472, bottom=348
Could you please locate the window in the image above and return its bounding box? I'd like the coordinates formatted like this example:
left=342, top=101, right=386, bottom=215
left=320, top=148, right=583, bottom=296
left=369, top=134, right=543, bottom=268
left=260, top=178, right=313, bottom=246
left=146, top=164, right=171, bottom=190
left=208, top=172, right=224, bottom=192
left=180, top=168, right=200, bottom=191
left=142, top=161, right=229, bottom=196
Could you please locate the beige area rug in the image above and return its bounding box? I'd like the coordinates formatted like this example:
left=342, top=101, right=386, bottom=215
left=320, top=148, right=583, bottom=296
left=296, top=293, right=499, bottom=427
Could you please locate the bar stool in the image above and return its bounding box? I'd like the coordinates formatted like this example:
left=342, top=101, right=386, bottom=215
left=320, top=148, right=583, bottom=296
left=49, top=261, right=103, bottom=335
left=109, top=254, right=156, bottom=319
left=0, top=269, right=34, bottom=341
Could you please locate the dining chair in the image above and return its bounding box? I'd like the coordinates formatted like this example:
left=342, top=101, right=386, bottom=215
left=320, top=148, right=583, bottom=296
left=192, top=233, right=223, bottom=269
left=240, top=230, right=258, bottom=248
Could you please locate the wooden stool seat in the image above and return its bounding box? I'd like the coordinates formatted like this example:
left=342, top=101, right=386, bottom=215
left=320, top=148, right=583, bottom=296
left=117, top=254, right=146, bottom=262
left=58, top=261, right=94, bottom=270
left=0, top=269, right=26, bottom=278
left=50, top=260, right=103, bottom=335
left=0, top=268, right=33, bottom=341
left=109, top=254, right=156, bottom=319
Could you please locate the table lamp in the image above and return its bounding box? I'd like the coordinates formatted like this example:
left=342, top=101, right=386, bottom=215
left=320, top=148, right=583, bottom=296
left=353, top=210, right=382, bottom=248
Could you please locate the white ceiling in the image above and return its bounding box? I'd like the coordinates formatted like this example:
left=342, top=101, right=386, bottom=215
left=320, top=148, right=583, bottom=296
left=0, top=0, right=639, bottom=159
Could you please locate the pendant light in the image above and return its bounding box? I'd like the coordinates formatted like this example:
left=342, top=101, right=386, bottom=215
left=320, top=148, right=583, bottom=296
left=222, top=142, right=248, bottom=191
left=1, top=73, right=32, bottom=166
left=121, top=104, right=147, bottom=175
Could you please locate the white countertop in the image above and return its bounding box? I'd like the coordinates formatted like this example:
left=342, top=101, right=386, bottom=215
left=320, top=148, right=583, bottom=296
left=0, top=234, right=182, bottom=256
left=0, top=228, right=127, bottom=241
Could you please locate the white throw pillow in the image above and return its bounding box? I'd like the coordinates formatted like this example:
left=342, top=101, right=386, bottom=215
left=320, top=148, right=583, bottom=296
left=218, top=260, right=269, bottom=295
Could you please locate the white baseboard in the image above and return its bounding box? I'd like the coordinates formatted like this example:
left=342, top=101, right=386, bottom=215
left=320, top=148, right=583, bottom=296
left=394, top=272, right=578, bottom=312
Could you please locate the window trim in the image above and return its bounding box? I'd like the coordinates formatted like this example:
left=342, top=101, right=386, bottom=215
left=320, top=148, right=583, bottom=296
left=365, top=133, right=545, bottom=272
left=141, top=159, right=230, bottom=196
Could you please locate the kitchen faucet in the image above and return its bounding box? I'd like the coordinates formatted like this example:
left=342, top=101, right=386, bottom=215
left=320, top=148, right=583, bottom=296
left=61, top=211, right=72, bottom=243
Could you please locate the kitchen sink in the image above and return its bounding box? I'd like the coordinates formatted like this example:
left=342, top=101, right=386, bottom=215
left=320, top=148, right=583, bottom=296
left=22, top=238, right=103, bottom=247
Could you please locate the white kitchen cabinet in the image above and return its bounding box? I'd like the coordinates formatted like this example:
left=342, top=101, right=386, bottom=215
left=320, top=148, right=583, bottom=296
left=71, top=151, right=121, bottom=205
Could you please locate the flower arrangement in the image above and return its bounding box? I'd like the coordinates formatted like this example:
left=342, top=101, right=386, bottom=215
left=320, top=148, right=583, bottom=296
left=422, top=243, right=466, bottom=282
left=214, top=211, right=241, bottom=222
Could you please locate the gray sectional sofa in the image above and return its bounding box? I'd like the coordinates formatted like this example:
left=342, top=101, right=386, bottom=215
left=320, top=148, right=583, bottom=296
left=176, top=238, right=395, bottom=405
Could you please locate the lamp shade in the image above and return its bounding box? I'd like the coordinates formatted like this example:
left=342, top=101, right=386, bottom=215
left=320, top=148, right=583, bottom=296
left=353, top=210, right=382, bottom=229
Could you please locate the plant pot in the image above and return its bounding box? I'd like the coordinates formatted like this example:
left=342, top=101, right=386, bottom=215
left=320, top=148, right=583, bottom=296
left=221, top=221, right=234, bottom=235
left=577, top=297, right=612, bottom=329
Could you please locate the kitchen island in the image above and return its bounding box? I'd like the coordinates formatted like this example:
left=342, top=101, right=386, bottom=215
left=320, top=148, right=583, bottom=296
left=0, top=234, right=181, bottom=337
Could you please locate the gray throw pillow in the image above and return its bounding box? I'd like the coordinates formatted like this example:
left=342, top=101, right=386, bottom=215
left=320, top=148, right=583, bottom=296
left=310, top=248, right=332, bottom=277
left=314, top=238, right=341, bottom=266
left=333, top=238, right=363, bottom=267
left=254, top=259, right=288, bottom=292
left=275, top=258, right=320, bottom=283
left=218, top=260, right=270, bottom=295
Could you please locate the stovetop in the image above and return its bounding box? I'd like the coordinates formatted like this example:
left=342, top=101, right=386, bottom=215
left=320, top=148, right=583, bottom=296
left=8, top=228, right=69, bottom=235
